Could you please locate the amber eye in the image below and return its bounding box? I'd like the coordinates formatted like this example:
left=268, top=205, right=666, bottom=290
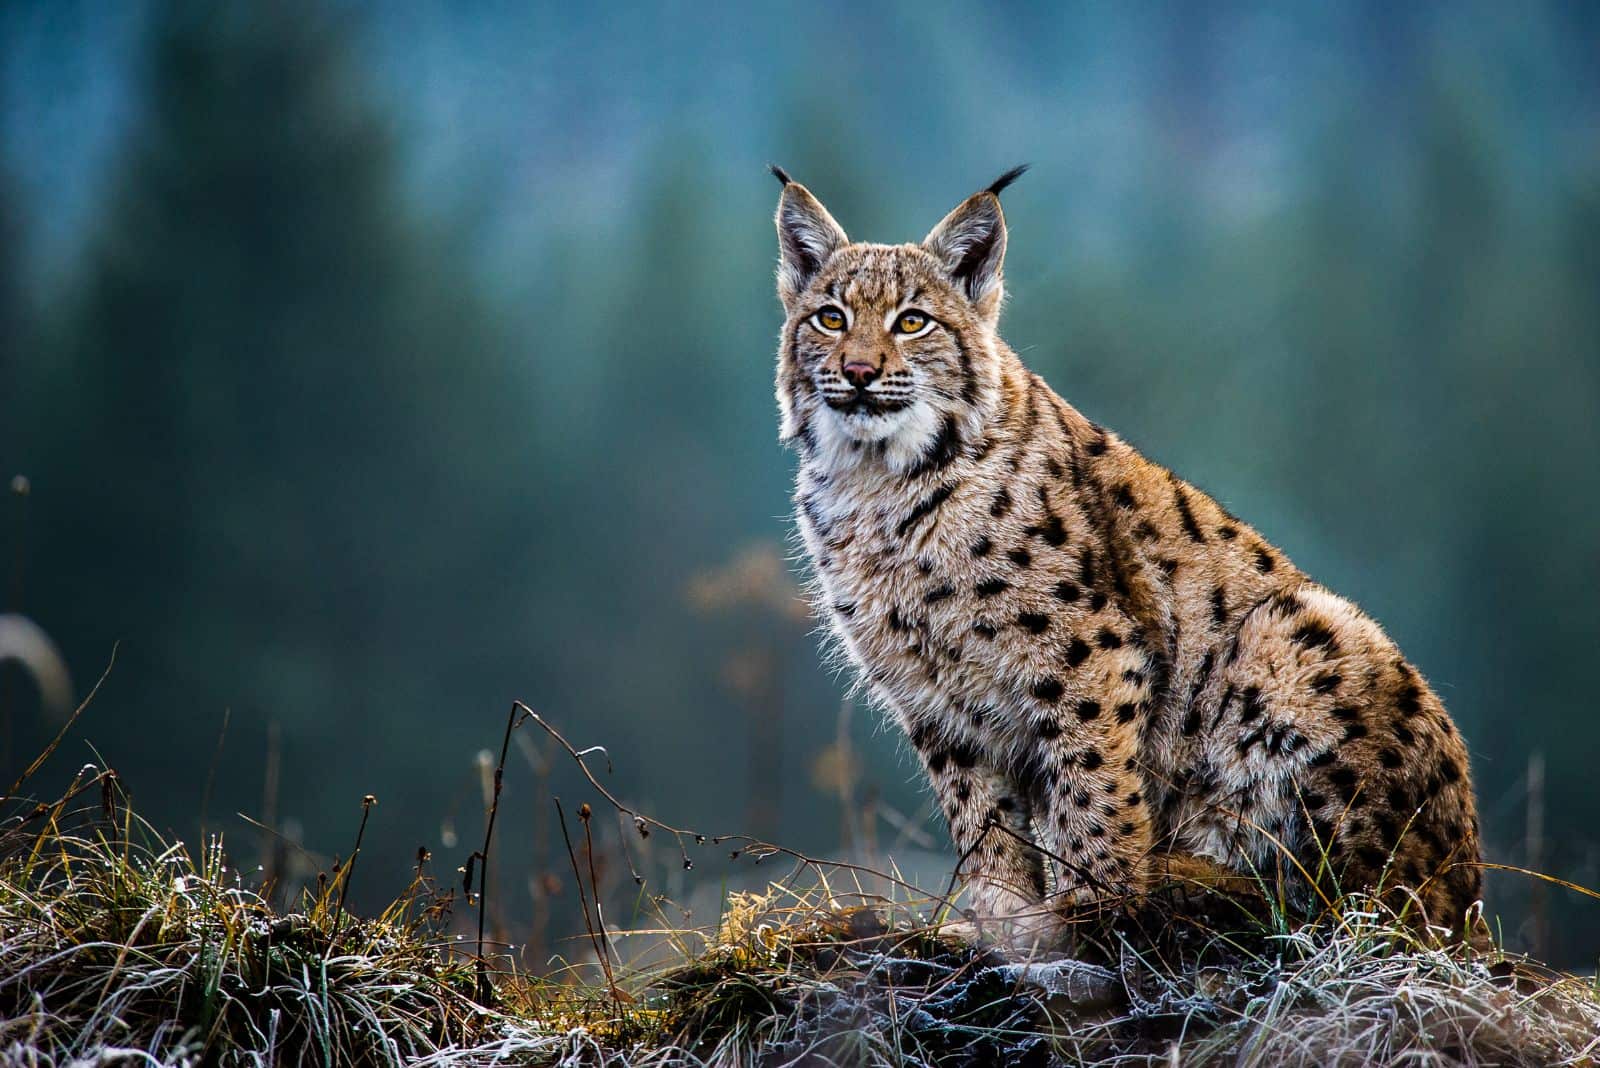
left=895, top=311, right=929, bottom=334
left=815, top=307, right=846, bottom=331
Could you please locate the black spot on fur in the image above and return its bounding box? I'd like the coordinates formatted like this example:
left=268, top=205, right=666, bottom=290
left=1032, top=677, right=1064, bottom=702
left=1096, top=628, right=1122, bottom=649
left=927, top=750, right=949, bottom=773
left=1378, top=748, right=1403, bottom=769
left=1267, top=725, right=1305, bottom=757
left=1089, top=592, right=1108, bottom=611
left=1311, top=672, right=1343, bottom=695
left=1076, top=700, right=1101, bottom=721
left=1269, top=591, right=1300, bottom=617
left=908, top=721, right=933, bottom=750
left=906, top=415, right=963, bottom=478
left=895, top=482, right=957, bottom=538
left=1113, top=484, right=1136, bottom=509
left=1008, top=547, right=1032, bottom=568
left=1115, top=702, right=1138, bottom=724
left=799, top=493, right=830, bottom=537
left=923, top=584, right=954, bottom=604
left=1210, top=684, right=1236, bottom=730
left=1171, top=478, right=1206, bottom=542
left=1034, top=513, right=1068, bottom=546
left=971, top=536, right=992, bottom=557
left=976, top=578, right=1009, bottom=598
left=833, top=601, right=856, bottom=617
left=1211, top=587, right=1228, bottom=625
left=1053, top=581, right=1080, bottom=603
left=1085, top=430, right=1109, bottom=456
left=1291, top=619, right=1339, bottom=654
left=990, top=487, right=1012, bottom=517
left=1253, top=546, right=1275, bottom=573
left=1080, top=750, right=1104, bottom=771
left=1396, top=682, right=1422, bottom=717
left=1065, top=638, right=1092, bottom=668
left=1037, top=718, right=1063, bottom=740
left=973, top=622, right=998, bottom=640
left=1342, top=723, right=1369, bottom=742
left=796, top=420, right=819, bottom=457
left=1181, top=706, right=1202, bottom=736
left=1017, top=611, right=1050, bottom=634
left=1239, top=686, right=1265, bottom=722
left=1218, top=524, right=1238, bottom=540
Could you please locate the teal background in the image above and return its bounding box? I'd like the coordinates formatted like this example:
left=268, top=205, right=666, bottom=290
left=2, top=1, right=1597, bottom=963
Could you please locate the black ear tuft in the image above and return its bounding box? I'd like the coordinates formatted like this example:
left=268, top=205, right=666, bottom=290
left=769, top=163, right=793, bottom=187
left=986, top=164, right=1030, bottom=197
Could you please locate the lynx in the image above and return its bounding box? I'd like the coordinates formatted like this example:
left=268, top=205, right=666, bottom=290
left=770, top=165, right=1482, bottom=943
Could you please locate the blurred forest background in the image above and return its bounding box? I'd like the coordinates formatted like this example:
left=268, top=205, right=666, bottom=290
left=2, top=1, right=1598, bottom=966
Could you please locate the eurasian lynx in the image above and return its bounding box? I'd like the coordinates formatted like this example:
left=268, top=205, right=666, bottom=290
left=771, top=165, right=1482, bottom=943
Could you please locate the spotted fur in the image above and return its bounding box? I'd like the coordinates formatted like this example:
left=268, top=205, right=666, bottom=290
left=771, top=169, right=1482, bottom=941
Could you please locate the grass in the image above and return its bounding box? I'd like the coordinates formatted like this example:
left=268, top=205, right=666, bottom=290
left=3, top=765, right=1598, bottom=1066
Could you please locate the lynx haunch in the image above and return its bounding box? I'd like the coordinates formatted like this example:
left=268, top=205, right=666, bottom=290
left=770, top=165, right=1482, bottom=944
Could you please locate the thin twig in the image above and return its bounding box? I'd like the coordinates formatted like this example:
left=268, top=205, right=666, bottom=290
left=556, top=796, right=618, bottom=998
left=324, top=793, right=376, bottom=965
left=522, top=703, right=970, bottom=916
left=472, top=701, right=525, bottom=1004
left=7, top=642, right=117, bottom=797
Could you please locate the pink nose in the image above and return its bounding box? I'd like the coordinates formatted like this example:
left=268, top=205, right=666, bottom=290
left=842, top=362, right=879, bottom=389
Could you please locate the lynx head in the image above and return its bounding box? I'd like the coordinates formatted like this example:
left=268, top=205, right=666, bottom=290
left=772, top=166, right=1026, bottom=472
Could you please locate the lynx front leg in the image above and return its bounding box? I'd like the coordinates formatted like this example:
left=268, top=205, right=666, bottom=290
left=1029, top=718, right=1154, bottom=909
left=905, top=725, right=1047, bottom=938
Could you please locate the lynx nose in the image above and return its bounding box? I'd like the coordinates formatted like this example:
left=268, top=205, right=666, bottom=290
left=842, top=361, right=880, bottom=390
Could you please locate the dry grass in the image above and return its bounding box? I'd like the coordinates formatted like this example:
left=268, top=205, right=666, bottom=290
left=2, top=765, right=1598, bottom=1067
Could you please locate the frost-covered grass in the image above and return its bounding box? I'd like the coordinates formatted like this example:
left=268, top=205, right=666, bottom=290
left=2, top=765, right=1597, bottom=1066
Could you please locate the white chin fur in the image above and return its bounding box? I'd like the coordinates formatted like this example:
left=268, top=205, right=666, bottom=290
left=816, top=400, right=943, bottom=472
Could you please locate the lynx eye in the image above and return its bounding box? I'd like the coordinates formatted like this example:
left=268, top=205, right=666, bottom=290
left=814, top=307, right=847, bottom=332
left=895, top=310, right=930, bottom=335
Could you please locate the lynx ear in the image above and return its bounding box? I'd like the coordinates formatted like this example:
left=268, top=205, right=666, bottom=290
left=923, top=166, right=1025, bottom=323
left=773, top=168, right=848, bottom=307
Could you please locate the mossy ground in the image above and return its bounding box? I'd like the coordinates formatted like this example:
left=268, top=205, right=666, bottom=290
left=2, top=764, right=1597, bottom=1067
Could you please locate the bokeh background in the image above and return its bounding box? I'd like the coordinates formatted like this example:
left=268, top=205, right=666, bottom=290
left=3, top=1, right=1598, bottom=965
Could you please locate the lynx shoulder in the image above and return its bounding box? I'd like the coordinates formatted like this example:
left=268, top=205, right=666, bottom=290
left=768, top=167, right=1483, bottom=943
